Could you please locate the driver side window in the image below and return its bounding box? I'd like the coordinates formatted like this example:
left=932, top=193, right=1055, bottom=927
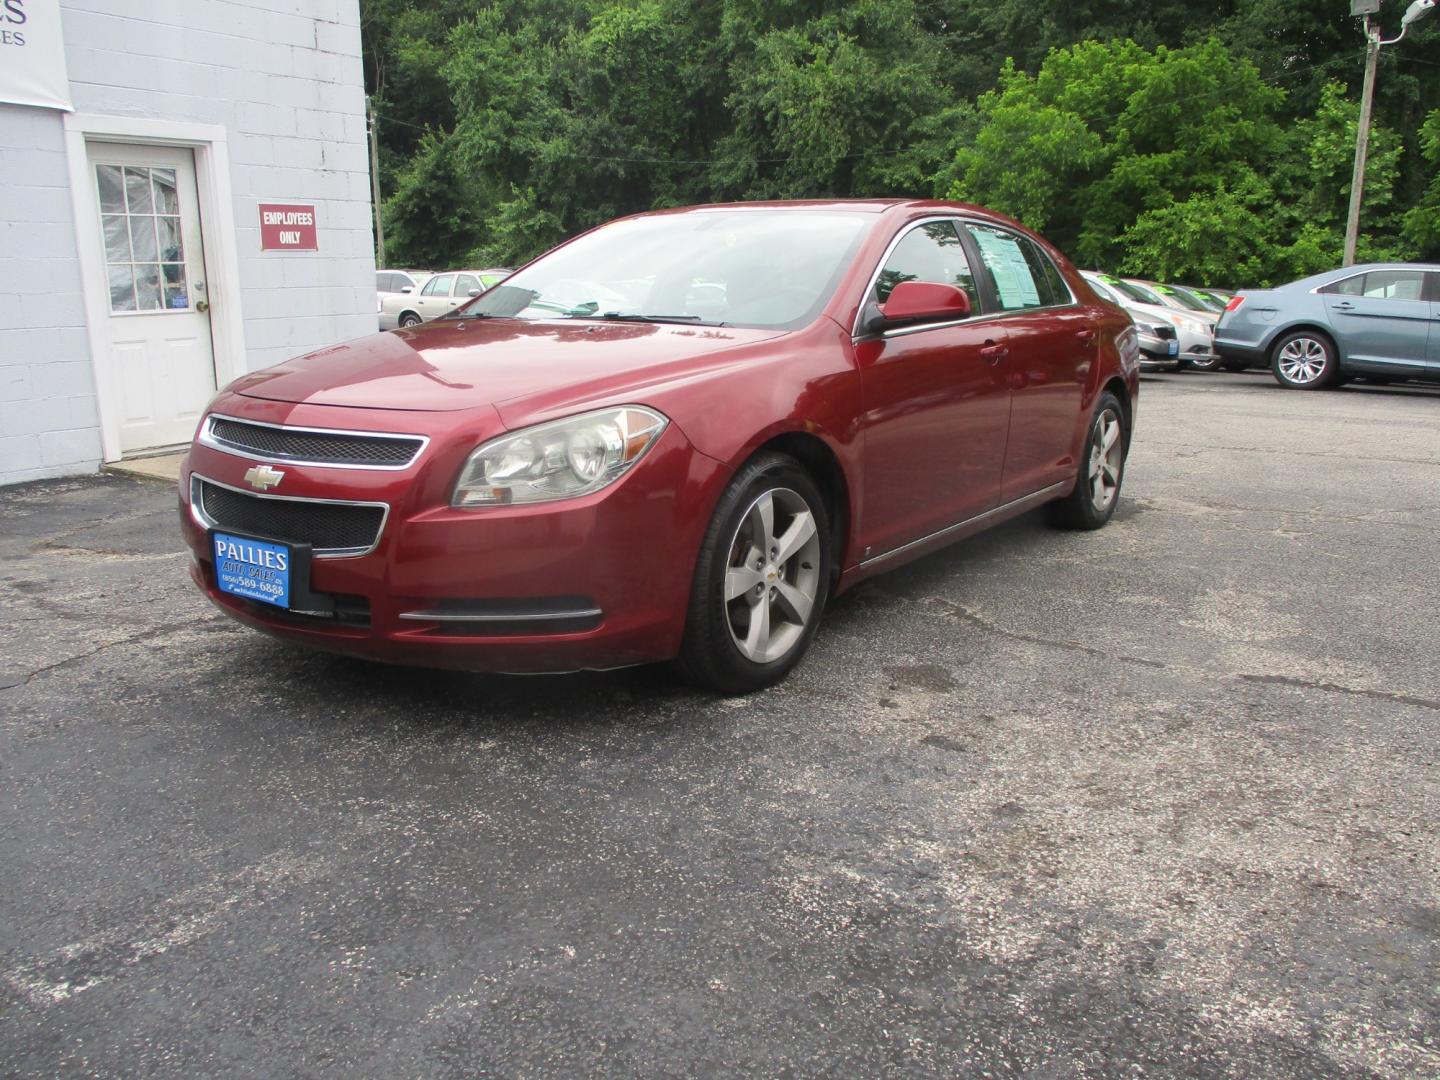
left=875, top=221, right=978, bottom=310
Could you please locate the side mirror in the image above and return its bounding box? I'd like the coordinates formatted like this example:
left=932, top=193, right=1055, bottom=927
left=467, top=288, right=482, bottom=297
left=400, top=285, right=413, bottom=294
left=878, top=281, right=971, bottom=328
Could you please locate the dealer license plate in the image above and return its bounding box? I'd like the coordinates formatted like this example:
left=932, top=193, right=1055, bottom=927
left=1167, top=340, right=1180, bottom=356
left=212, top=531, right=292, bottom=609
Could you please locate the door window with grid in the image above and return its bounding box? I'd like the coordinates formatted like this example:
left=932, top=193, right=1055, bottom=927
left=96, top=164, right=190, bottom=313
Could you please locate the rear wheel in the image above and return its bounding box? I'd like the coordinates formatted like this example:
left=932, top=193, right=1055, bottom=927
left=1271, top=331, right=1338, bottom=390
left=678, top=453, right=831, bottom=694
left=399, top=312, right=422, bottom=328
left=1049, top=392, right=1127, bottom=531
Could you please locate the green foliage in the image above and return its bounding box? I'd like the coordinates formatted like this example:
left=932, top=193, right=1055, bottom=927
left=362, top=0, right=1436, bottom=283
left=1402, top=110, right=1440, bottom=257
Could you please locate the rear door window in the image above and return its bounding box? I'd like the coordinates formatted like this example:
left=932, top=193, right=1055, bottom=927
left=422, top=274, right=454, bottom=297
left=1360, top=270, right=1426, bottom=301
left=964, top=224, right=1046, bottom=310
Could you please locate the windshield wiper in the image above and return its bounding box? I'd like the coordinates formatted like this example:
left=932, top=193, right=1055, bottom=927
left=593, top=312, right=719, bottom=325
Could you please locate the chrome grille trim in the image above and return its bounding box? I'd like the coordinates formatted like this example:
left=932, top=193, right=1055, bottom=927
left=200, top=413, right=429, bottom=470
left=189, top=473, right=390, bottom=559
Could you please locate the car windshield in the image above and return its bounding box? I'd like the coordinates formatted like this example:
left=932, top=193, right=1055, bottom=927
left=1163, top=284, right=1221, bottom=312
left=458, top=209, right=873, bottom=330
left=1105, top=277, right=1164, bottom=305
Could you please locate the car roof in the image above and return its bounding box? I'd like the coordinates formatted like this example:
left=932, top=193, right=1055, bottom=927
left=1279, top=262, right=1440, bottom=291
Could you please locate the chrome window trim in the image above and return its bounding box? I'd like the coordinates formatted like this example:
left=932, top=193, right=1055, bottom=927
left=1310, top=268, right=1429, bottom=302
left=852, top=215, right=1079, bottom=341
left=200, top=413, right=429, bottom=471
left=189, top=472, right=390, bottom=559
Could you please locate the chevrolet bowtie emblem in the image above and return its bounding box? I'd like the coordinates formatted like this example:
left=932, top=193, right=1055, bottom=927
left=244, top=464, right=285, bottom=491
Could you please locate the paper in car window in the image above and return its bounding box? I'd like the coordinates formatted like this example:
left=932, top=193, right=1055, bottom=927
left=970, top=228, right=1041, bottom=309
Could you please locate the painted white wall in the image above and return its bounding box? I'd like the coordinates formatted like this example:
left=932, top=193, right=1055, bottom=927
left=0, top=0, right=374, bottom=486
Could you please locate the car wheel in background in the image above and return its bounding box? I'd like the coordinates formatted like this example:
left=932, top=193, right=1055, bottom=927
left=678, top=452, right=831, bottom=694
left=1049, top=391, right=1127, bottom=531
left=1187, top=354, right=1222, bottom=372
left=1271, top=331, right=1339, bottom=390
left=399, top=313, right=422, bottom=328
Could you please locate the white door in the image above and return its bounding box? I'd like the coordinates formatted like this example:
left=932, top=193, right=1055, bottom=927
left=87, top=142, right=216, bottom=453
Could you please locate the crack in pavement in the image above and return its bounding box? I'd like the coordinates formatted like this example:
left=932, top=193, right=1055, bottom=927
left=923, top=596, right=1169, bottom=669
left=923, top=597, right=1440, bottom=714
left=0, top=617, right=227, bottom=691
left=1237, top=673, right=1440, bottom=713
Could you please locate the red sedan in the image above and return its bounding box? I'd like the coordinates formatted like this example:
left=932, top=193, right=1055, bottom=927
left=180, top=200, right=1139, bottom=693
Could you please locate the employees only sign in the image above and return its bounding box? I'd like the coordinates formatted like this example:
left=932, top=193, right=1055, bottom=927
left=0, top=0, right=73, bottom=111
left=258, top=203, right=319, bottom=251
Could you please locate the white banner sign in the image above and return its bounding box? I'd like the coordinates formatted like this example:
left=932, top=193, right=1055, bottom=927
left=0, top=0, right=72, bottom=111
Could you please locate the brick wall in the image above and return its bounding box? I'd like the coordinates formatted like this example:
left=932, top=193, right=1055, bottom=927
left=0, top=0, right=374, bottom=486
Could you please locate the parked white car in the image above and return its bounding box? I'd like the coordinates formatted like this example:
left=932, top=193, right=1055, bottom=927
left=375, top=269, right=431, bottom=328
left=380, top=268, right=511, bottom=329
left=1081, top=272, right=1213, bottom=371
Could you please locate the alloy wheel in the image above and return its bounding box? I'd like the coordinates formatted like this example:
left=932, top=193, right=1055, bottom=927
left=723, top=487, right=822, bottom=664
left=1276, top=337, right=1329, bottom=385
left=1089, top=409, right=1123, bottom=513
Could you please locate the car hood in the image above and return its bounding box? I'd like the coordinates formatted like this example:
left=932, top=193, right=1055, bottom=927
left=231, top=319, right=789, bottom=413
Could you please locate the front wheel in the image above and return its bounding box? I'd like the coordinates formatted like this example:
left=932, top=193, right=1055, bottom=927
left=1187, top=353, right=1222, bottom=372
left=677, top=453, right=831, bottom=694
left=1271, top=331, right=1338, bottom=390
left=1049, top=392, right=1127, bottom=531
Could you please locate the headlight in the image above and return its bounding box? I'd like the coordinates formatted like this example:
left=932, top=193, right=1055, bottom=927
left=452, top=406, right=668, bottom=508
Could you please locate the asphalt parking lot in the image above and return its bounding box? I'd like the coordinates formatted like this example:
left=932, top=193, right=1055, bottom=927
left=2, top=371, right=1437, bottom=1077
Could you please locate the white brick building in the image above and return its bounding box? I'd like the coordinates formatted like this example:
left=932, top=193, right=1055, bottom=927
left=0, top=0, right=376, bottom=485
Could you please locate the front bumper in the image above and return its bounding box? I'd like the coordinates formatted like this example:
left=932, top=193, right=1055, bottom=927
left=179, top=400, right=728, bottom=673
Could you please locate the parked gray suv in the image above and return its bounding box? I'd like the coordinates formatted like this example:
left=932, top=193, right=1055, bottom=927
left=1215, top=263, right=1440, bottom=389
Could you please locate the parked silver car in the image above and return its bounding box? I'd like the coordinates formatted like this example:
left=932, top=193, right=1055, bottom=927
left=1215, top=263, right=1440, bottom=389
left=380, top=268, right=511, bottom=329
left=1118, top=278, right=1220, bottom=370
left=1081, top=271, right=1184, bottom=368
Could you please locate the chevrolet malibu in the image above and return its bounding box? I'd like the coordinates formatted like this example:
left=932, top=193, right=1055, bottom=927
left=180, top=201, right=1139, bottom=693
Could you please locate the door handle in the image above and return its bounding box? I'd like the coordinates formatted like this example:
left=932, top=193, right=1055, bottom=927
left=1076, top=328, right=1096, bottom=344
left=1332, top=301, right=1355, bottom=311
left=195, top=300, right=210, bottom=313
left=980, top=342, right=1008, bottom=364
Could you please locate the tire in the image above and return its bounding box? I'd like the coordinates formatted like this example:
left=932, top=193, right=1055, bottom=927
left=399, top=312, right=422, bottom=328
left=1271, top=330, right=1339, bottom=390
left=1187, top=354, right=1222, bottom=372
left=1048, top=391, right=1127, bottom=531
left=677, top=452, right=831, bottom=694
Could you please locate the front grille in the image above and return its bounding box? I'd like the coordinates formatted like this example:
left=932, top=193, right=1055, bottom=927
left=1154, top=326, right=1177, bottom=340
left=206, top=416, right=424, bottom=468
left=196, top=478, right=385, bottom=554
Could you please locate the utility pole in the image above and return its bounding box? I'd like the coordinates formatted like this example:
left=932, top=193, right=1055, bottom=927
left=1342, top=19, right=1380, bottom=267
left=1343, top=0, right=1436, bottom=266
left=366, top=95, right=386, bottom=270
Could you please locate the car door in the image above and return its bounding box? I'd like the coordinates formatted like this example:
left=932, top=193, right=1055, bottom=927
left=453, top=273, right=483, bottom=312
left=1427, top=272, right=1440, bottom=383
left=416, top=273, right=455, bottom=320
left=853, top=219, right=1011, bottom=559
left=964, top=223, right=1092, bottom=503
left=1321, top=269, right=1431, bottom=377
